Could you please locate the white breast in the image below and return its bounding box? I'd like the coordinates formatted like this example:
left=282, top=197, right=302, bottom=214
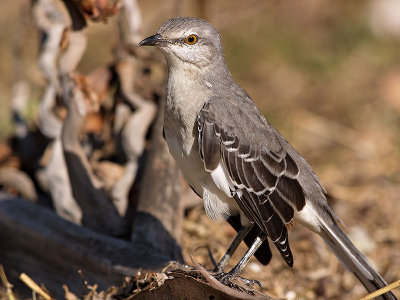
left=163, top=67, right=239, bottom=221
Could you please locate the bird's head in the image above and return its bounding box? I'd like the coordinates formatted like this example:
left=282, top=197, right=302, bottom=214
left=139, top=17, right=224, bottom=69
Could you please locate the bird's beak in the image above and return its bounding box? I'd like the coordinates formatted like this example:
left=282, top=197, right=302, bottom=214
left=138, top=34, right=165, bottom=47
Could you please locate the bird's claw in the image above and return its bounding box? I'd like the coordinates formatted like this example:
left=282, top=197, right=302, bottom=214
left=213, top=270, right=262, bottom=288
left=239, top=277, right=262, bottom=288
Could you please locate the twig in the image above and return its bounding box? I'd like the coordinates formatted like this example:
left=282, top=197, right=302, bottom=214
left=359, top=280, right=400, bottom=300
left=189, top=255, right=272, bottom=300
left=77, top=270, right=88, bottom=295
left=0, top=265, right=16, bottom=300
left=19, top=273, right=53, bottom=300
left=83, top=284, right=98, bottom=300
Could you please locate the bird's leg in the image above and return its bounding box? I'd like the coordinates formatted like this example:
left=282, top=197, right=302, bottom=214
left=216, top=233, right=267, bottom=287
left=214, top=224, right=254, bottom=272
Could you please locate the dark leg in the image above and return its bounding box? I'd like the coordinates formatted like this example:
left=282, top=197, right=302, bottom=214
left=214, top=224, right=254, bottom=272
left=227, top=215, right=272, bottom=266
left=228, top=233, right=267, bottom=276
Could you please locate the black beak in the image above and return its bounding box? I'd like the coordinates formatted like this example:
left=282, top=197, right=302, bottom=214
left=138, top=34, right=165, bottom=47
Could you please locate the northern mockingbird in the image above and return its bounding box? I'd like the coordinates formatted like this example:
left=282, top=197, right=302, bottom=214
left=139, top=17, right=397, bottom=299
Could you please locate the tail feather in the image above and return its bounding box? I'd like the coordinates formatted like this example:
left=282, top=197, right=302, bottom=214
left=320, top=223, right=397, bottom=300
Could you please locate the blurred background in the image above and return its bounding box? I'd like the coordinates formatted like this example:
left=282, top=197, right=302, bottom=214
left=0, top=0, right=399, bottom=299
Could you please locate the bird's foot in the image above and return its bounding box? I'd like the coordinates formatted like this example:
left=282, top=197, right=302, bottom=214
left=212, top=265, right=224, bottom=273
left=213, top=270, right=262, bottom=289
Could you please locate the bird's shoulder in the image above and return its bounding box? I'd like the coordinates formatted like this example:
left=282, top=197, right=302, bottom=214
left=198, top=93, right=286, bottom=160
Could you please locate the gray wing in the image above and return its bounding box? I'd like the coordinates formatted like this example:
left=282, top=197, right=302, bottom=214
left=198, top=96, right=306, bottom=267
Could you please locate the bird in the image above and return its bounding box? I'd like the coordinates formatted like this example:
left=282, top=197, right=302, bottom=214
left=139, top=17, right=397, bottom=299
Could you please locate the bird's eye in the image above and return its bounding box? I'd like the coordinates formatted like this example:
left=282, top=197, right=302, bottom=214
left=185, top=34, right=198, bottom=45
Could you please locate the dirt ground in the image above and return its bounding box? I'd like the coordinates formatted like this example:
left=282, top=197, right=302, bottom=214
left=0, top=0, right=399, bottom=299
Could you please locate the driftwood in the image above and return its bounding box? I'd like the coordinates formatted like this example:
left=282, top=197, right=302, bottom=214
left=61, top=75, right=129, bottom=236
left=7, top=80, right=38, bottom=202
left=133, top=276, right=271, bottom=300
left=0, top=193, right=272, bottom=300
left=33, top=0, right=69, bottom=138
left=32, top=0, right=83, bottom=224
left=0, top=193, right=168, bottom=299
left=111, top=60, right=157, bottom=216
left=40, top=138, right=83, bottom=224
left=109, top=0, right=157, bottom=216
left=0, top=167, right=37, bottom=202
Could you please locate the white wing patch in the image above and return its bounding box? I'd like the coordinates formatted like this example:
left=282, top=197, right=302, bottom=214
left=210, top=163, right=234, bottom=197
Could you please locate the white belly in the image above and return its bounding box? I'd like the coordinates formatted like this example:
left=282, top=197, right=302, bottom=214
left=163, top=67, right=240, bottom=221
left=164, top=121, right=239, bottom=221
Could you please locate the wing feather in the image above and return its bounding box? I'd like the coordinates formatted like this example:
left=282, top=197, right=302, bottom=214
left=242, top=160, right=265, bottom=193
left=284, top=154, right=300, bottom=178
left=202, top=120, right=221, bottom=171
left=251, top=159, right=277, bottom=193
left=269, top=191, right=295, bottom=223
left=223, top=148, right=242, bottom=186
left=276, top=176, right=305, bottom=211
left=197, top=96, right=308, bottom=267
left=261, top=151, right=286, bottom=176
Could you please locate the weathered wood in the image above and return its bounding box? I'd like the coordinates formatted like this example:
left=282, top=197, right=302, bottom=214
left=133, top=275, right=273, bottom=300
left=0, top=167, right=37, bottom=202
left=120, top=0, right=143, bottom=46
left=33, top=0, right=83, bottom=223
left=33, top=0, right=70, bottom=138
left=109, top=1, right=157, bottom=216
left=61, top=75, right=129, bottom=236
left=40, top=139, right=82, bottom=224
left=0, top=193, right=171, bottom=299
left=131, top=96, right=184, bottom=262
left=58, top=29, right=87, bottom=76
left=111, top=61, right=157, bottom=216
left=0, top=192, right=275, bottom=300
left=133, top=277, right=223, bottom=300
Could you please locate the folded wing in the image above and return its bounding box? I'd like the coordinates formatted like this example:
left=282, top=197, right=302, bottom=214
left=198, top=96, right=306, bottom=266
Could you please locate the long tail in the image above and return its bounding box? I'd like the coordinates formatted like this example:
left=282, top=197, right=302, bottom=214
left=320, top=222, right=397, bottom=300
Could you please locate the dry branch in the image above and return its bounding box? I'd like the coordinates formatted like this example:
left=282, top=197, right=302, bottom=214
left=33, top=0, right=70, bottom=138
left=360, top=280, right=400, bottom=300
left=39, top=139, right=82, bottom=223
left=0, top=167, right=37, bottom=202
left=109, top=1, right=157, bottom=216
left=111, top=75, right=157, bottom=215
left=61, top=75, right=128, bottom=236
left=0, top=265, right=16, bottom=300
left=20, top=273, right=54, bottom=300
left=120, top=0, right=143, bottom=46
left=32, top=0, right=83, bottom=224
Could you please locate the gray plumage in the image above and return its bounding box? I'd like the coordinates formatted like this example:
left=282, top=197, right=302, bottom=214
left=139, top=17, right=397, bottom=299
